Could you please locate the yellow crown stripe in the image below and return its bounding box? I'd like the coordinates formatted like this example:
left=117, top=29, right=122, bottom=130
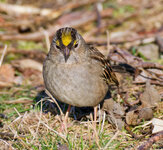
left=73, top=40, right=76, bottom=46
left=62, top=31, right=72, bottom=46
left=56, top=40, right=59, bottom=46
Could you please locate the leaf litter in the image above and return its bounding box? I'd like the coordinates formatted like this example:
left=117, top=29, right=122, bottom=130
left=0, top=0, right=163, bottom=149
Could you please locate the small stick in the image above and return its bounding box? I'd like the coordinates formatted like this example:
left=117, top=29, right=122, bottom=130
left=106, top=30, right=111, bottom=54
left=0, top=44, right=7, bottom=67
left=43, top=29, right=50, bottom=52
left=125, top=124, right=152, bottom=140
left=137, top=130, right=163, bottom=150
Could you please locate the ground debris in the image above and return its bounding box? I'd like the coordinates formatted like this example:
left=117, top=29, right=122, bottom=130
left=102, top=98, right=125, bottom=130
left=140, top=81, right=161, bottom=108
left=137, top=44, right=159, bottom=60
left=0, top=64, right=15, bottom=87
left=137, top=130, right=163, bottom=150
left=0, top=0, right=163, bottom=149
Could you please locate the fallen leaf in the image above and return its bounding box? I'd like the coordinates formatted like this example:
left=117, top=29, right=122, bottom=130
left=103, top=98, right=125, bottom=116
left=126, top=110, right=140, bottom=125
left=151, top=118, right=163, bottom=134
left=0, top=64, right=15, bottom=87
left=12, top=59, right=42, bottom=72
left=103, top=98, right=125, bottom=129
left=138, top=107, right=153, bottom=120
left=140, top=81, right=161, bottom=108
left=126, top=106, right=154, bottom=126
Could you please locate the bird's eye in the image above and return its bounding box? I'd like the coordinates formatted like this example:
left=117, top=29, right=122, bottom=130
left=56, top=45, right=60, bottom=50
left=74, top=43, right=78, bottom=48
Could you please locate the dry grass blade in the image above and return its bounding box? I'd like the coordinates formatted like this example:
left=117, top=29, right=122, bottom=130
left=0, top=0, right=163, bottom=149
left=32, top=101, right=43, bottom=142
left=0, top=2, right=61, bottom=17
left=103, top=130, right=120, bottom=150
left=106, top=30, right=111, bottom=54
left=2, top=98, right=33, bottom=104
left=45, top=89, right=64, bottom=116
left=0, top=44, right=7, bottom=67
left=0, top=132, right=25, bottom=139
left=90, top=113, right=100, bottom=149
left=100, top=111, right=106, bottom=134
left=0, top=139, right=16, bottom=150
left=40, top=120, right=67, bottom=141
left=43, top=29, right=50, bottom=52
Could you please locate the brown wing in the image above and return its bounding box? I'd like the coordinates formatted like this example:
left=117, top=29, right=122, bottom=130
left=88, top=45, right=119, bottom=86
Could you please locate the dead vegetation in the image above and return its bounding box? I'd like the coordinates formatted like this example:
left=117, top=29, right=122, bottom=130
left=0, top=0, right=163, bottom=149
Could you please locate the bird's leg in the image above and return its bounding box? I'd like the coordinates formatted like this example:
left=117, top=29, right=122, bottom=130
left=62, top=105, right=71, bottom=133
left=65, top=105, right=71, bottom=120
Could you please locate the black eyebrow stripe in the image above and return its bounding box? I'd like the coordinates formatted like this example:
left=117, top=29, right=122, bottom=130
left=56, top=27, right=77, bottom=48
left=56, top=29, right=64, bottom=48
left=71, top=29, right=77, bottom=41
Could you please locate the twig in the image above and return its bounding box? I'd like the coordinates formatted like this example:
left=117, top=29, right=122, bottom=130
left=106, top=30, right=111, bottom=54
left=0, top=8, right=113, bottom=41
left=137, top=130, right=163, bottom=150
left=133, top=80, right=163, bottom=86
left=109, top=47, right=163, bottom=70
left=95, top=2, right=102, bottom=30
left=0, top=44, right=7, bottom=67
left=58, top=0, right=98, bottom=12
left=125, top=124, right=152, bottom=140
left=43, top=29, right=50, bottom=52
left=0, top=2, right=61, bottom=18
left=138, top=62, right=163, bottom=70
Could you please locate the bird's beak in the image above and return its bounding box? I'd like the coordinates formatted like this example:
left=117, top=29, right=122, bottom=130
left=63, top=47, right=70, bottom=62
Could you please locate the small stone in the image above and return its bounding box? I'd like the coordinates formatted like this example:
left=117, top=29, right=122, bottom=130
left=137, top=44, right=159, bottom=60
left=156, top=35, right=163, bottom=53
left=126, top=110, right=140, bottom=125
left=140, top=81, right=161, bottom=108
left=138, top=107, right=153, bottom=120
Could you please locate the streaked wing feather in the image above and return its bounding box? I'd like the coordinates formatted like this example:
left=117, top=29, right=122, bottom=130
left=88, top=45, right=119, bottom=86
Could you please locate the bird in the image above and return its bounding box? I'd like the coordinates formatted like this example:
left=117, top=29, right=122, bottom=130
left=43, top=27, right=119, bottom=118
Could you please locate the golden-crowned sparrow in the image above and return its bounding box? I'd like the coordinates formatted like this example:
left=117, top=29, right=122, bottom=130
left=43, top=27, right=118, bottom=107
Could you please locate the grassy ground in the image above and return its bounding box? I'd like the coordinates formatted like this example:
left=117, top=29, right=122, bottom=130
left=0, top=0, right=163, bottom=149
left=0, top=85, right=162, bottom=149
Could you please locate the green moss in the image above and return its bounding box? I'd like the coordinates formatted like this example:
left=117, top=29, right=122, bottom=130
left=17, top=41, right=43, bottom=51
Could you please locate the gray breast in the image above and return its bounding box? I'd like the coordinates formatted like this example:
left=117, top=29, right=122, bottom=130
left=43, top=59, right=108, bottom=107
